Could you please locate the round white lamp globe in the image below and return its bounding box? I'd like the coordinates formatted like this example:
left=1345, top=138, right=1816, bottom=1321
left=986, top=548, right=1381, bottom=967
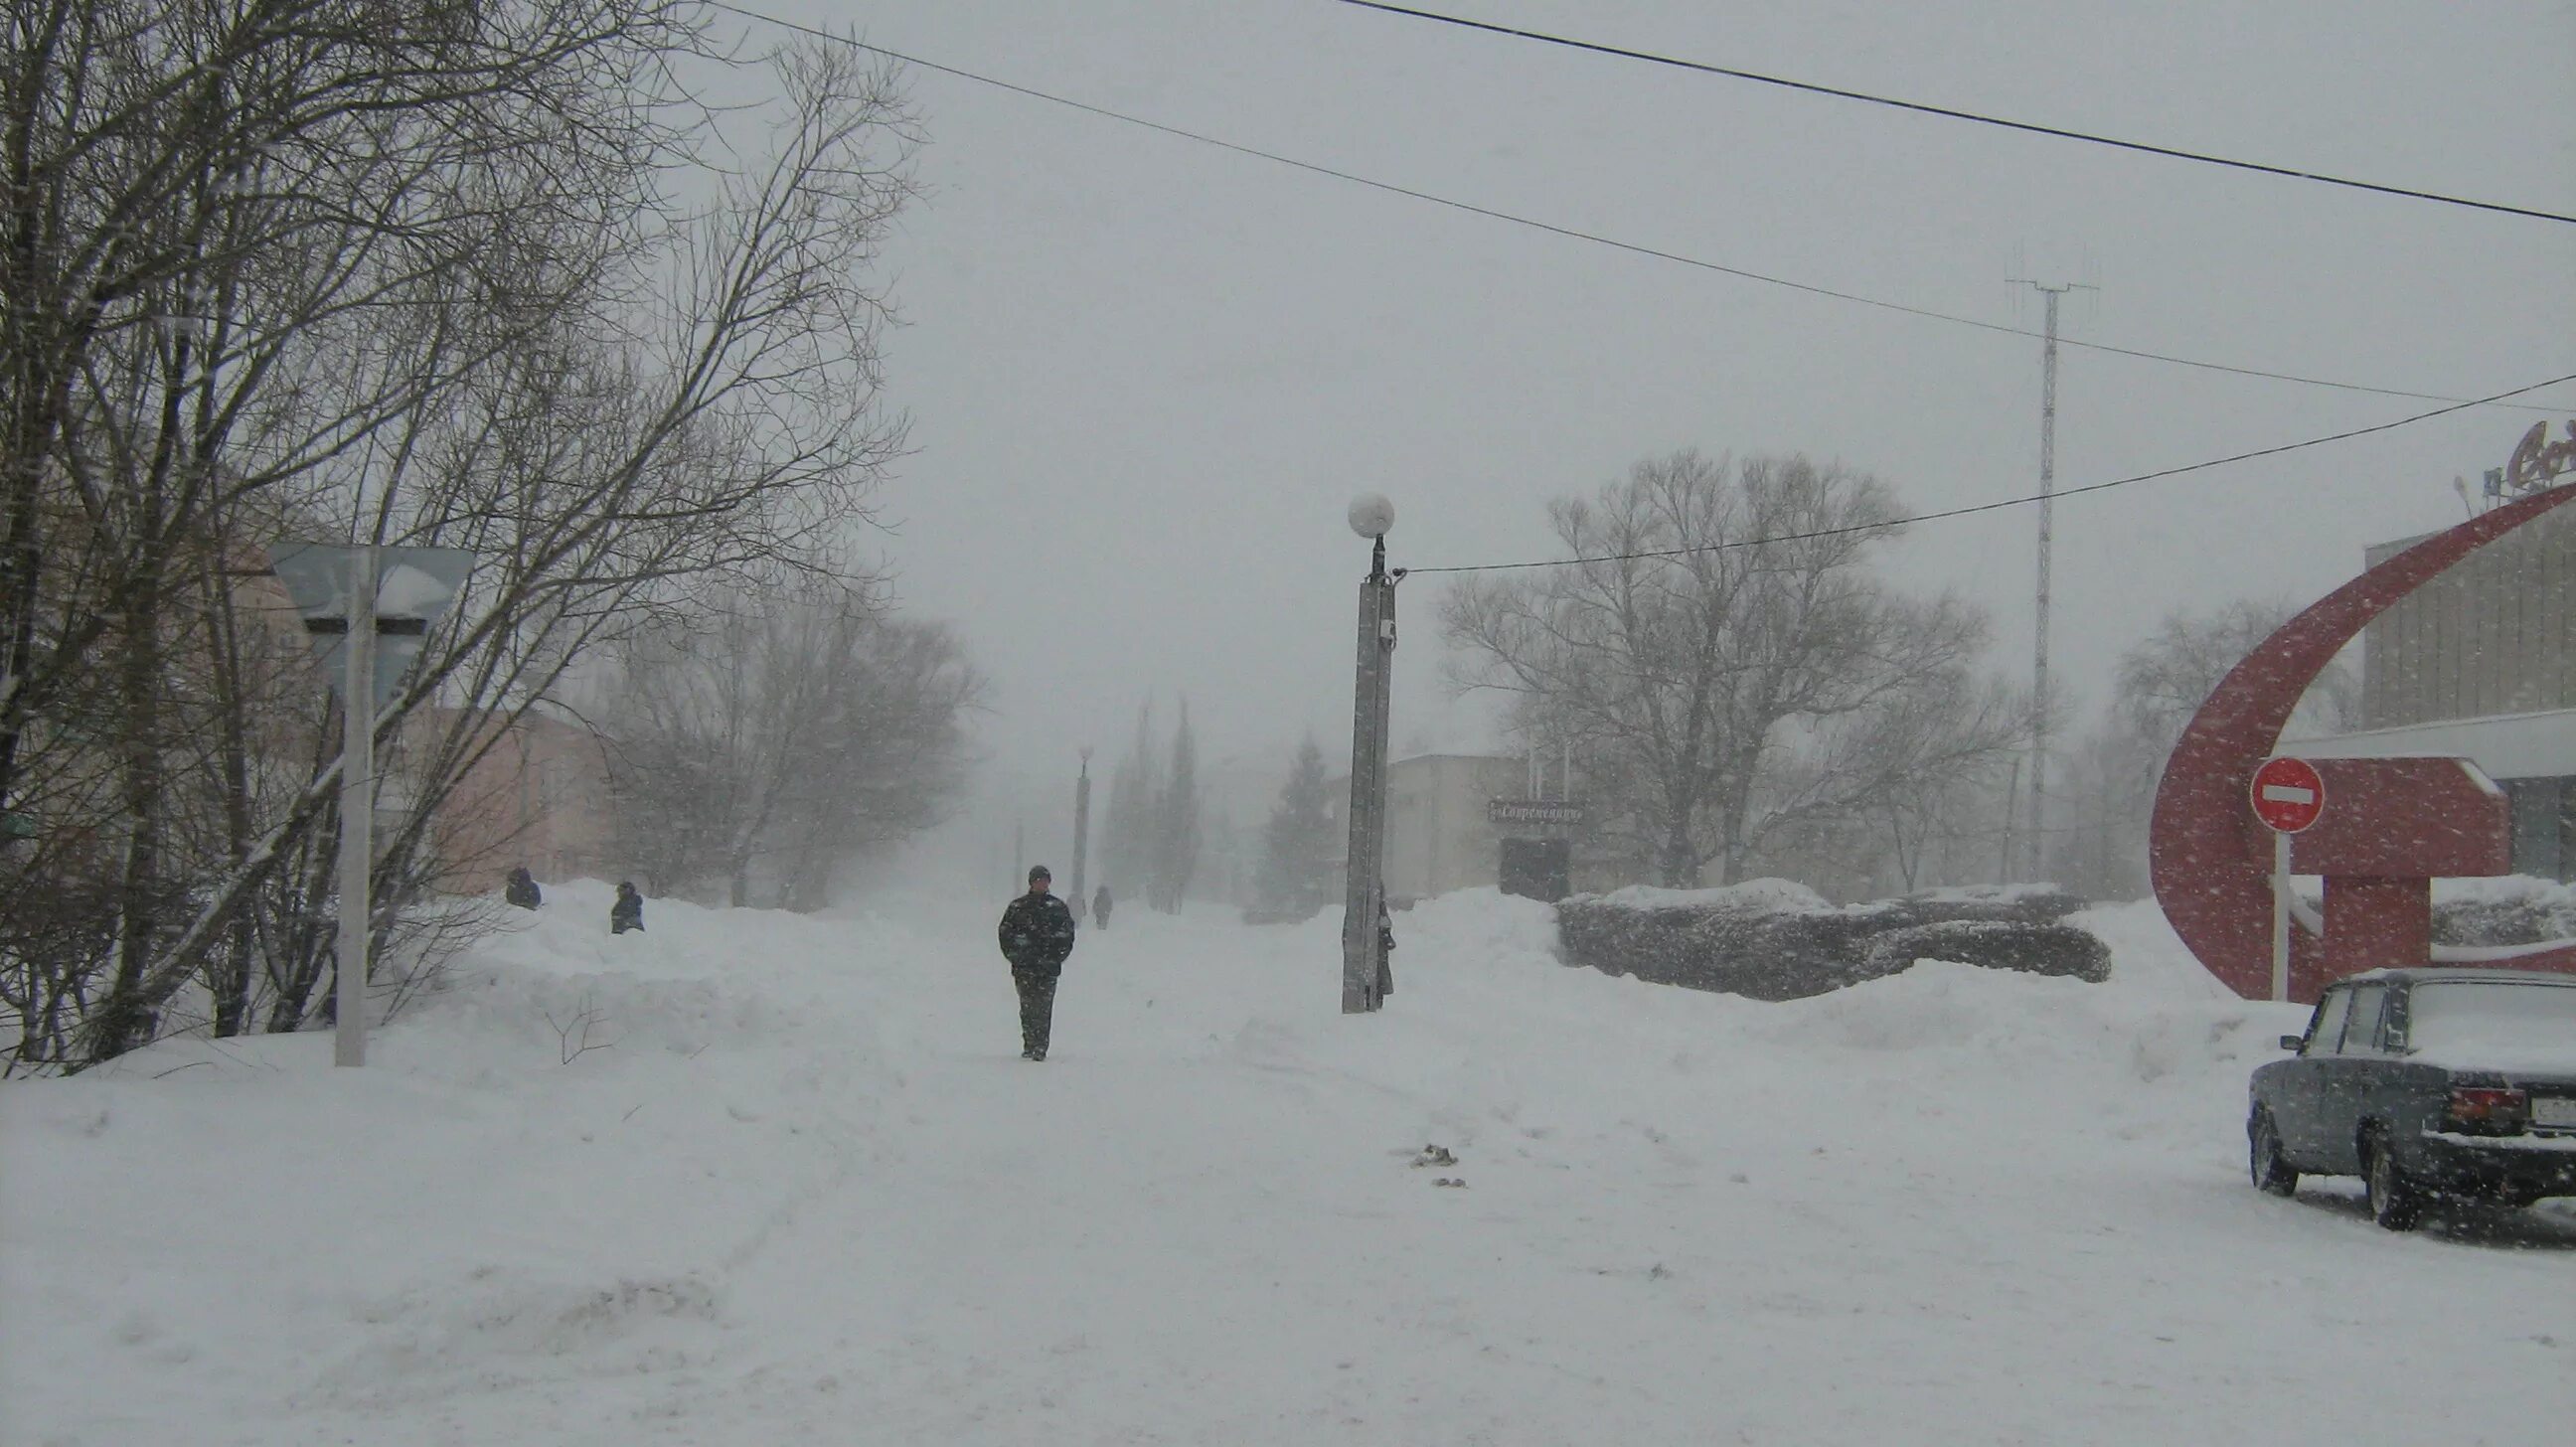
left=1348, top=494, right=1396, bottom=539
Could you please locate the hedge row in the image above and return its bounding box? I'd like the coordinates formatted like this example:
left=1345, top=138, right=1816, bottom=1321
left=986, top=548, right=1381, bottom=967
left=2429, top=880, right=2576, bottom=949
left=1555, top=883, right=2106, bottom=1000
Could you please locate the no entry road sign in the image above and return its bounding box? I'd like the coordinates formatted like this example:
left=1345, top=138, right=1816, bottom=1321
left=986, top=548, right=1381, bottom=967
left=2250, top=756, right=2326, bottom=834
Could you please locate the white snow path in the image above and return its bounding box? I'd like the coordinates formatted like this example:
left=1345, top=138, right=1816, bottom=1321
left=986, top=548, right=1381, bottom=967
left=5, top=886, right=2573, bottom=1446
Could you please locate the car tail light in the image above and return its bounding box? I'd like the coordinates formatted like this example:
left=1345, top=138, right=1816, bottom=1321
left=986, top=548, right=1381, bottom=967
left=2444, top=1085, right=2528, bottom=1135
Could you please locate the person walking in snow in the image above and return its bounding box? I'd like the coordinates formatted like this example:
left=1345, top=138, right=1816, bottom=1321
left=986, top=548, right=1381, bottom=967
left=1377, top=899, right=1395, bottom=998
left=1092, top=884, right=1113, bottom=930
left=504, top=867, right=542, bottom=910
left=998, top=865, right=1078, bottom=1060
left=610, top=881, right=645, bottom=935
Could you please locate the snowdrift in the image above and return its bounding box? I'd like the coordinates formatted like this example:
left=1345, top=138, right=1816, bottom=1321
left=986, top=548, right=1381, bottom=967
left=6, top=884, right=2569, bottom=1447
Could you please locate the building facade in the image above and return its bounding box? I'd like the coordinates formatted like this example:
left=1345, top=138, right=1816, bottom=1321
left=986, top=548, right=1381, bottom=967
left=1330, top=752, right=1640, bottom=902
left=2298, top=500, right=2575, bottom=881
left=406, top=710, right=617, bottom=894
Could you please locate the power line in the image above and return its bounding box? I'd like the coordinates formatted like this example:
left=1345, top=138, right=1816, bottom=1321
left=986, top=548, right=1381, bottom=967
left=1334, top=0, right=2576, bottom=228
left=1406, top=372, right=2576, bottom=575
left=707, top=3, right=2570, bottom=414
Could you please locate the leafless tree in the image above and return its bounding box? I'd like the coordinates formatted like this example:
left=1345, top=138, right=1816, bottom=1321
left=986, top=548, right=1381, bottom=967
left=3, top=9, right=927, bottom=1069
left=1444, top=451, right=2016, bottom=888
left=2042, top=597, right=2357, bottom=900
left=598, top=578, right=981, bottom=909
left=2115, top=597, right=2356, bottom=751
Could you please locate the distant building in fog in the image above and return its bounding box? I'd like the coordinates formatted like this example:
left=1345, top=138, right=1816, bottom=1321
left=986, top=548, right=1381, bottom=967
left=1328, top=751, right=1639, bottom=902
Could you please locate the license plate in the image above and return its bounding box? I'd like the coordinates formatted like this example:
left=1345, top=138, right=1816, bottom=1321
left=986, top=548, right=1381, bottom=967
left=2535, top=1095, right=2576, bottom=1129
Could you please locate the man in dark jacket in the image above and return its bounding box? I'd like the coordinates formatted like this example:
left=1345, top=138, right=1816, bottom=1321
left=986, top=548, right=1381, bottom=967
left=610, top=881, right=644, bottom=934
left=998, top=865, right=1077, bottom=1060
left=504, top=867, right=542, bottom=910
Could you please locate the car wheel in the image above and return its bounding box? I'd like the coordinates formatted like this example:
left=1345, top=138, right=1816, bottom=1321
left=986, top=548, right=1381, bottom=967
left=2362, top=1130, right=2424, bottom=1231
left=2249, top=1111, right=2299, bottom=1198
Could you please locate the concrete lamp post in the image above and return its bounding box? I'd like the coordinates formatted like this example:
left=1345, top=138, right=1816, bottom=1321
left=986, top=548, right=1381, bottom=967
left=1342, top=494, right=1399, bottom=1014
left=269, top=541, right=476, bottom=1066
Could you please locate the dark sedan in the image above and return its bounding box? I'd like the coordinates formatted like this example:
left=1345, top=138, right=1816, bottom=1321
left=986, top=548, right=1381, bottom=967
left=2247, top=967, right=2576, bottom=1230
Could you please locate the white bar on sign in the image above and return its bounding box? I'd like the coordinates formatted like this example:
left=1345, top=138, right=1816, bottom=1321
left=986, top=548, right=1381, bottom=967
left=2259, top=785, right=2316, bottom=805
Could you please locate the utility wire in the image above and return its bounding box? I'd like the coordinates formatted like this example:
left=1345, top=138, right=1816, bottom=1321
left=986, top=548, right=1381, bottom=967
left=1335, top=0, right=2576, bottom=228
left=1407, top=372, right=2576, bottom=575
left=709, top=3, right=2571, bottom=414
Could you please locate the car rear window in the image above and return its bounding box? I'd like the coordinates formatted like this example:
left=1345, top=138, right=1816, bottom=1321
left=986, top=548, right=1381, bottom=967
left=2403, top=982, right=2576, bottom=1065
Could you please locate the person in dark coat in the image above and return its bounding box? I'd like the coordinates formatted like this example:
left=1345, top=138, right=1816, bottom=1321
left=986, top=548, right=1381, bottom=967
left=1377, top=900, right=1396, bottom=997
left=610, top=881, right=645, bottom=934
left=504, top=867, right=542, bottom=910
left=1092, top=884, right=1113, bottom=930
left=998, top=865, right=1078, bottom=1060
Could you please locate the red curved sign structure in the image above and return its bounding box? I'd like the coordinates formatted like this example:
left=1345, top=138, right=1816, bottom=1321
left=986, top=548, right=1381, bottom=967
left=2149, top=483, right=2576, bottom=1001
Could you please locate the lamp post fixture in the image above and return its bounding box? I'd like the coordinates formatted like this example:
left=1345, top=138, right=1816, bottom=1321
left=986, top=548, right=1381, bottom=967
left=1342, top=495, right=1400, bottom=1014
left=268, top=540, right=476, bottom=1067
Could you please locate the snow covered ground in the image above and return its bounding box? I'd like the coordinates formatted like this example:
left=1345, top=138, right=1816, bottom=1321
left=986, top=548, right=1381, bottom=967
left=6, top=883, right=2572, bottom=1445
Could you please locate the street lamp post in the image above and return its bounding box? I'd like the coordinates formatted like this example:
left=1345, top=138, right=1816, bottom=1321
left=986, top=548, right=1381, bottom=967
left=1342, top=495, right=1399, bottom=1014
left=333, top=545, right=378, bottom=1067
left=268, top=541, right=475, bottom=1068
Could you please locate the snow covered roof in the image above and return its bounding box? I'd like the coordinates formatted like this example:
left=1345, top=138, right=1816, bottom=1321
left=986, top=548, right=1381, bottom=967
left=2284, top=706, right=2576, bottom=780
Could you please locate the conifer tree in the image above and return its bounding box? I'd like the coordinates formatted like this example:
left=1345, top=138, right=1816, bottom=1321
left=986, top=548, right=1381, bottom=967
left=1260, top=735, right=1339, bottom=918
left=1103, top=700, right=1159, bottom=900
left=1154, top=701, right=1202, bottom=911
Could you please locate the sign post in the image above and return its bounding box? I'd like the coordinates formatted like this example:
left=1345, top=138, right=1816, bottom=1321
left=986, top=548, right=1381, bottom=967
left=334, top=546, right=377, bottom=1066
left=269, top=542, right=476, bottom=1066
left=2250, top=756, right=2326, bottom=1002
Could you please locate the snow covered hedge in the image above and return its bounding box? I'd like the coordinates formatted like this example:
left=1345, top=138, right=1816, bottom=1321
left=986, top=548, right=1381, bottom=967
left=2429, top=876, right=2576, bottom=948
left=1860, top=920, right=2112, bottom=983
left=1554, top=880, right=2101, bottom=1000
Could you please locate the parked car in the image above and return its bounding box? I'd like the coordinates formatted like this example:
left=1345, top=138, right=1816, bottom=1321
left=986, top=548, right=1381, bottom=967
left=2247, top=967, right=2576, bottom=1230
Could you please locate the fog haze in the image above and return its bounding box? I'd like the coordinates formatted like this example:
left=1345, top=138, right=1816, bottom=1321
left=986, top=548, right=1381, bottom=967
left=775, top=0, right=2576, bottom=883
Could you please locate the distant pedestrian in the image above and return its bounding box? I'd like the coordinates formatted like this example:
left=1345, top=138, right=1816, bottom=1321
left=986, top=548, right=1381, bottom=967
left=998, top=865, right=1078, bottom=1060
left=610, top=881, right=645, bottom=935
left=1092, top=884, right=1113, bottom=930
left=504, top=867, right=542, bottom=910
left=1377, top=900, right=1396, bottom=997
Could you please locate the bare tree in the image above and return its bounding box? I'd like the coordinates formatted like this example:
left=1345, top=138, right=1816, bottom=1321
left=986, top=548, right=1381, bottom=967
left=4, top=14, right=929, bottom=1069
left=2040, top=596, right=2358, bottom=901
left=3, top=0, right=707, bottom=1069
left=598, top=579, right=981, bottom=909
left=1444, top=451, right=2012, bottom=888
left=1859, top=675, right=2025, bottom=892
left=2116, top=597, right=2356, bottom=752
left=2, top=0, right=691, bottom=822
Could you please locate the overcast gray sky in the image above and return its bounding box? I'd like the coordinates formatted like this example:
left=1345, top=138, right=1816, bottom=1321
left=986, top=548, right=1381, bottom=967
left=750, top=0, right=2576, bottom=887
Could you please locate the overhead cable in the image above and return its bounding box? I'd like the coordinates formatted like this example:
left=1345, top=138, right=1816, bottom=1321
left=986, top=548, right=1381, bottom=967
left=708, top=4, right=2570, bottom=414
left=1334, top=0, right=2576, bottom=227
left=1407, top=372, right=2576, bottom=575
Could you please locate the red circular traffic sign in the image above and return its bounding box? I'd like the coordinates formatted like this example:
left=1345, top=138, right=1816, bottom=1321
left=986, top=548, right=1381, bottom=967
left=2250, top=756, right=2326, bottom=833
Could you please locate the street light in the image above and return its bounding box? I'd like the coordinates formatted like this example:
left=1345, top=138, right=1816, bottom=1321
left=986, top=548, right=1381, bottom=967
left=270, top=541, right=475, bottom=1067
left=1342, top=495, right=1399, bottom=1013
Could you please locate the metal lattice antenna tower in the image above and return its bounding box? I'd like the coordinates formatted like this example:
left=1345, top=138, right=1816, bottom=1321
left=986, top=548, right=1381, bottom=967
left=2008, top=276, right=2094, bottom=881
